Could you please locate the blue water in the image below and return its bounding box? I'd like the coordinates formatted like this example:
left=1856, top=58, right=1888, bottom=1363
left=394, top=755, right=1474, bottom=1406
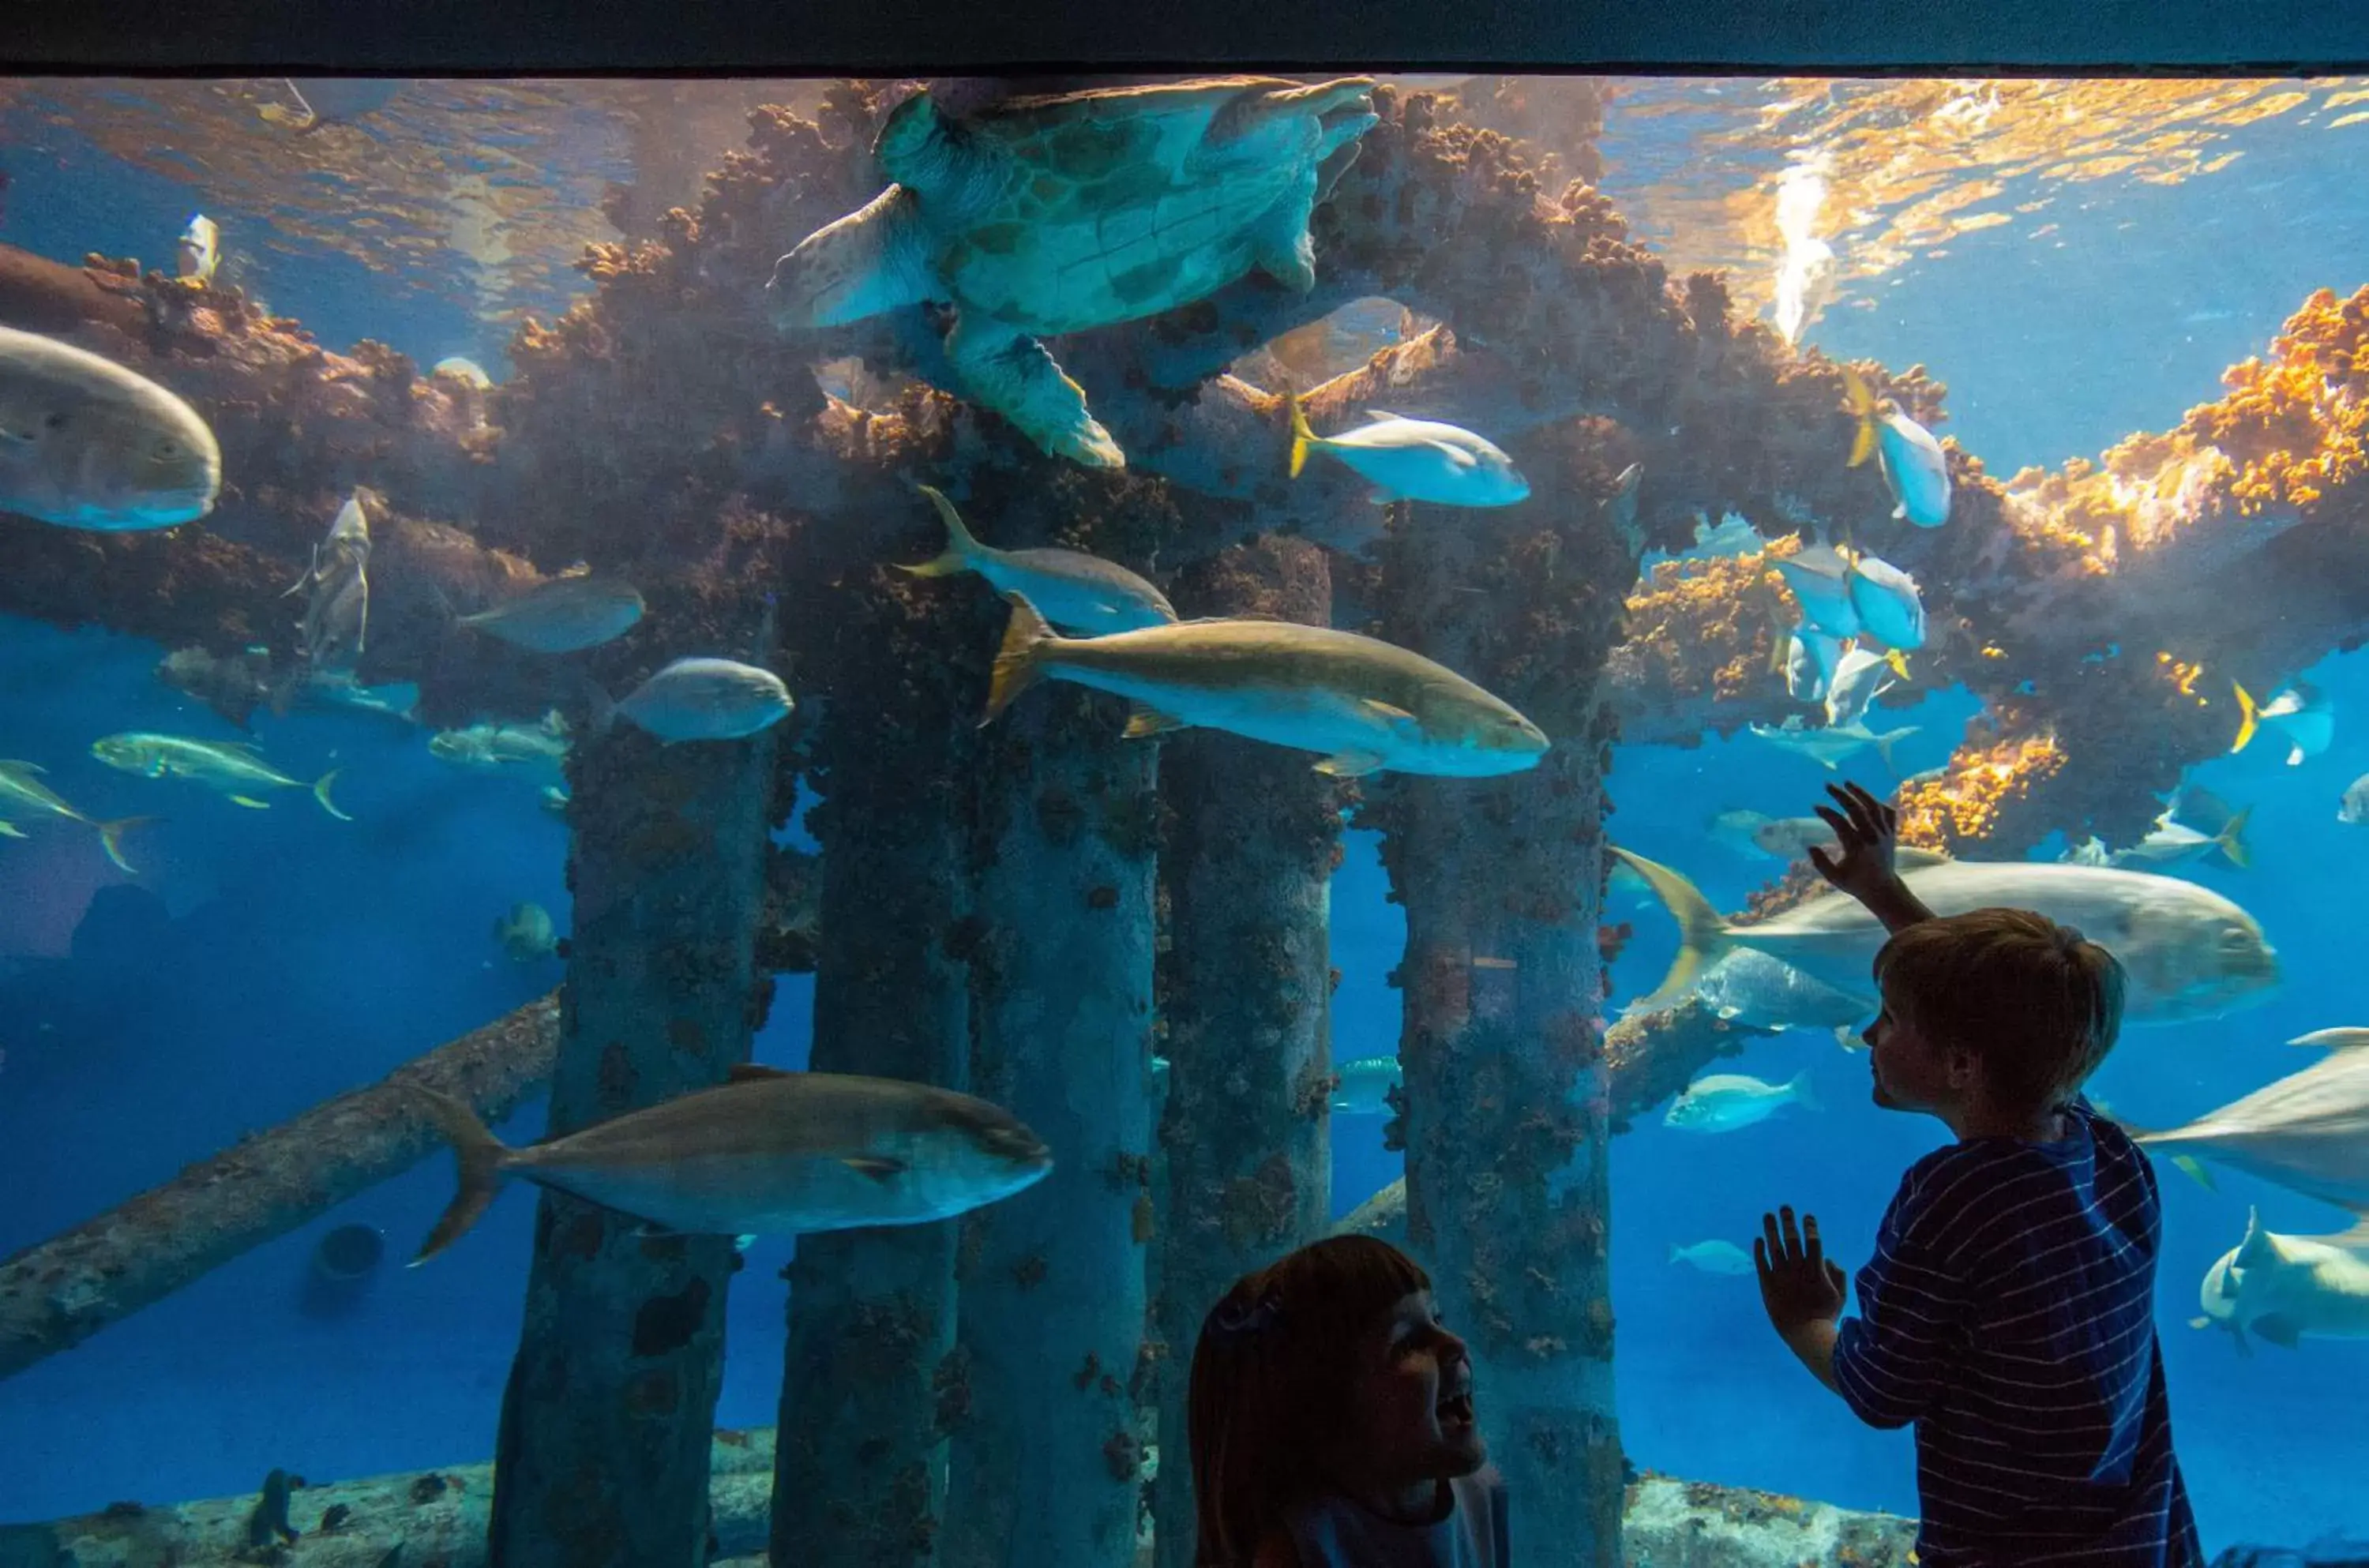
left=3, top=77, right=2367, bottom=1551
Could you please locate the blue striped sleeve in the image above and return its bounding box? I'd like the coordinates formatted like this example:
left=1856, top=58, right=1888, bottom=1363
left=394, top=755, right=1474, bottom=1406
left=1832, top=1165, right=1968, bottom=1429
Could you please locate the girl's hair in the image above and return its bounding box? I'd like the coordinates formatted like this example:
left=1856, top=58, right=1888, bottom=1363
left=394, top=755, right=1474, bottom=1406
left=1873, top=906, right=2127, bottom=1114
left=1187, top=1235, right=1431, bottom=1567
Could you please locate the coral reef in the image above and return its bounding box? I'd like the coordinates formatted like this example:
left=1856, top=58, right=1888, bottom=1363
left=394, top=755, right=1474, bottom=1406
left=485, top=692, right=777, bottom=1568
left=1147, top=537, right=1343, bottom=1568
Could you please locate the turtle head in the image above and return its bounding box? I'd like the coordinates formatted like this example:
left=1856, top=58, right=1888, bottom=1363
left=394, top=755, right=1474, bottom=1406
left=768, top=186, right=932, bottom=332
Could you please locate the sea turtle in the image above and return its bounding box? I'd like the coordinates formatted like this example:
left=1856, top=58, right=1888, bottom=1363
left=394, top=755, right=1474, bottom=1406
left=767, top=76, right=1380, bottom=470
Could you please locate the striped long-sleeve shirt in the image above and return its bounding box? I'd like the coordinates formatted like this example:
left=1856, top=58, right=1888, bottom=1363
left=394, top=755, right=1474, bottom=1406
left=1832, top=1099, right=2205, bottom=1566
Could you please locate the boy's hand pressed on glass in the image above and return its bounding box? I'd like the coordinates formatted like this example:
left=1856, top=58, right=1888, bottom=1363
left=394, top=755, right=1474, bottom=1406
left=1756, top=1205, right=1848, bottom=1392
left=1809, top=780, right=1935, bottom=933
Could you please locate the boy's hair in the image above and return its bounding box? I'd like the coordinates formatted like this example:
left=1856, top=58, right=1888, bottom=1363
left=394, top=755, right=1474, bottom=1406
left=1873, top=906, right=2127, bottom=1112
left=1188, top=1235, right=1430, bottom=1567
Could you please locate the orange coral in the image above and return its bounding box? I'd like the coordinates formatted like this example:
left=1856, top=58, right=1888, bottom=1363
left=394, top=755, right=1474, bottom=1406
left=1898, top=732, right=2068, bottom=849
left=1617, top=549, right=1790, bottom=707
left=2182, top=287, right=2369, bottom=514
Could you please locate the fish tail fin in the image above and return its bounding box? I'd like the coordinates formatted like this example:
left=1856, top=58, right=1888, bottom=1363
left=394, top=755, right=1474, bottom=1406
left=2214, top=806, right=2252, bottom=869
left=1286, top=390, right=1317, bottom=480
left=312, top=768, right=351, bottom=821
left=407, top=1086, right=515, bottom=1265
left=1789, top=1070, right=1821, bottom=1112
left=1607, top=846, right=1729, bottom=1011
left=2087, top=1094, right=2161, bottom=1141
left=983, top=594, right=1059, bottom=726
left=1667, top=1244, right=1683, bottom=1264
left=899, top=484, right=982, bottom=578
left=92, top=816, right=160, bottom=875
left=2231, top=681, right=2259, bottom=754
left=1843, top=369, right=1877, bottom=468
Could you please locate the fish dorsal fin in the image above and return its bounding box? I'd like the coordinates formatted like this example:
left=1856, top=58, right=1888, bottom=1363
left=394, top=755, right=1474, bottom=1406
left=1894, top=846, right=1952, bottom=868
left=2236, top=1206, right=2277, bottom=1270
left=1775, top=549, right=1847, bottom=583
left=2288, top=1028, right=2369, bottom=1051
left=1361, top=409, right=1405, bottom=423
left=843, top=1155, right=907, bottom=1184
left=727, top=1063, right=794, bottom=1082
left=0, top=760, right=46, bottom=776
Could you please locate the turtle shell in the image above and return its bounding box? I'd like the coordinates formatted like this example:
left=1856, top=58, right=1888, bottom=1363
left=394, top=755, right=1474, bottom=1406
left=881, top=76, right=1377, bottom=337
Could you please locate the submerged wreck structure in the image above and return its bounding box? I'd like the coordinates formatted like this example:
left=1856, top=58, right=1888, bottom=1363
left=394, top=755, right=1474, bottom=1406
left=4, top=73, right=2368, bottom=1568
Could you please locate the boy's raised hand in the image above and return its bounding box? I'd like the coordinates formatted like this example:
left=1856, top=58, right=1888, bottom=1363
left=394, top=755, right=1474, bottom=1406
left=1755, top=1205, right=1847, bottom=1334
left=1807, top=779, right=1898, bottom=897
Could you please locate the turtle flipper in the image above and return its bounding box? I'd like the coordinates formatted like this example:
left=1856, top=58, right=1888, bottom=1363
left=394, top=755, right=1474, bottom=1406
left=945, top=313, right=1124, bottom=469
left=1250, top=172, right=1323, bottom=292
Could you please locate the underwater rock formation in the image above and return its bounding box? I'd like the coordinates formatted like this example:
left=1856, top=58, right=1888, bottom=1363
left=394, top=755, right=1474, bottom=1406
left=0, top=994, right=560, bottom=1382
left=4, top=1431, right=1921, bottom=1568
left=1335, top=1000, right=1778, bottom=1251
left=943, top=692, right=1159, bottom=1568
left=1147, top=537, right=1344, bottom=1568
left=483, top=696, right=778, bottom=1568
left=774, top=556, right=989, bottom=1568
left=1362, top=433, right=1642, bottom=1564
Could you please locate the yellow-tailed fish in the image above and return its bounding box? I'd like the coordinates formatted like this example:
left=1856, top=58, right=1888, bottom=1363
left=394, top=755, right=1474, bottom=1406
left=1844, top=368, right=1951, bottom=527
left=0, top=760, right=154, bottom=872
left=2232, top=681, right=2333, bottom=766
left=898, top=484, right=1174, bottom=636
left=89, top=733, right=348, bottom=820
left=984, top=595, right=1548, bottom=779
left=1286, top=390, right=1529, bottom=508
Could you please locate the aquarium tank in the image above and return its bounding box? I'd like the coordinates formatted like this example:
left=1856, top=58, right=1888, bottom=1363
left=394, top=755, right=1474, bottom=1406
left=2, top=69, right=2368, bottom=1568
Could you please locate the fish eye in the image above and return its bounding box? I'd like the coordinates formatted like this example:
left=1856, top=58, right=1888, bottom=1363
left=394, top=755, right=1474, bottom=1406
left=155, top=437, right=181, bottom=458
left=43, top=411, right=66, bottom=431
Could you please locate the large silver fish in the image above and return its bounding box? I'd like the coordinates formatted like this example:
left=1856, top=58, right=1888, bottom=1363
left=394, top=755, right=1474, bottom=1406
left=2191, top=1206, right=2369, bottom=1353
left=0, top=324, right=221, bottom=529
left=986, top=595, right=1548, bottom=779
left=282, top=493, right=372, bottom=671
left=1286, top=392, right=1530, bottom=508
left=1684, top=947, right=1871, bottom=1043
left=2127, top=1030, right=2369, bottom=1217
left=614, top=657, right=793, bottom=743
left=408, top=1064, right=1053, bottom=1262
left=458, top=573, right=645, bottom=654
left=1665, top=1070, right=1818, bottom=1133
left=1614, top=844, right=2278, bottom=1025
left=91, top=732, right=349, bottom=819
left=898, top=484, right=1174, bottom=636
